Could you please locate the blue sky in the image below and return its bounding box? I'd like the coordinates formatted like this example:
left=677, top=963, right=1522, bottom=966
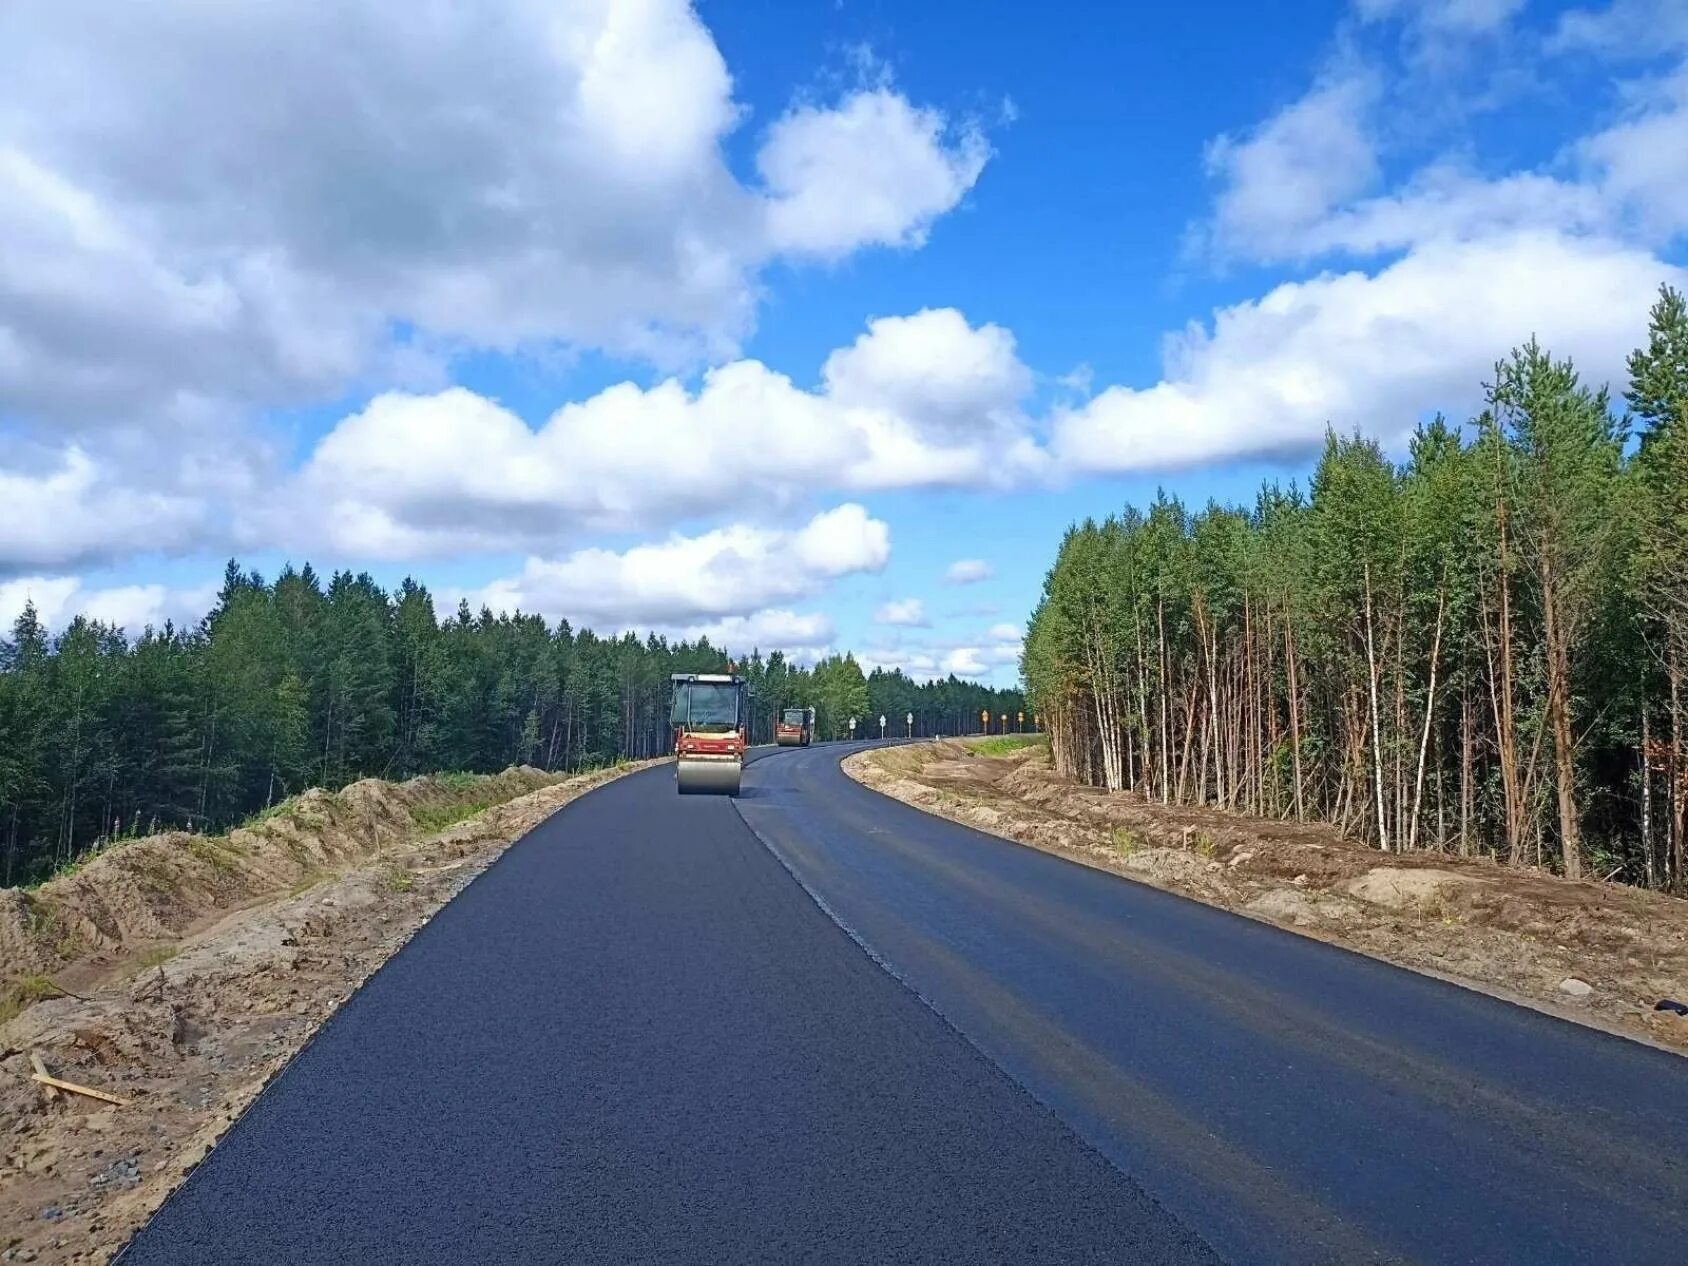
left=3, top=0, right=1686, bottom=685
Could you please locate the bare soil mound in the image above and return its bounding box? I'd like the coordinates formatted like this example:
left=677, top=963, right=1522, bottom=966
left=0, top=769, right=553, bottom=994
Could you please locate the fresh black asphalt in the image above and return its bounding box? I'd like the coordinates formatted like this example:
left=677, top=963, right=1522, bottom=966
left=116, top=748, right=1216, bottom=1265
left=117, top=743, right=1688, bottom=1264
left=741, top=744, right=1688, bottom=1264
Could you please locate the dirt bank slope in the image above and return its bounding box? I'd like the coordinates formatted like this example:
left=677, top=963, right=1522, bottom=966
left=0, top=761, right=653, bottom=1265
left=848, top=740, right=1688, bottom=1054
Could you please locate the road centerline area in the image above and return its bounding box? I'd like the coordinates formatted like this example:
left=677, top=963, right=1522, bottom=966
left=117, top=751, right=1217, bottom=1265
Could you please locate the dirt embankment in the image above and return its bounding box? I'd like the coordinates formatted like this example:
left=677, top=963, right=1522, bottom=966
left=848, top=741, right=1688, bottom=1054
left=0, top=761, right=654, bottom=1265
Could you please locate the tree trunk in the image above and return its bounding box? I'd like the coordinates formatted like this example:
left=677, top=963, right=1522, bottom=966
left=1408, top=578, right=1447, bottom=853
left=1542, top=562, right=1582, bottom=879
left=1363, top=564, right=1390, bottom=851
left=1285, top=606, right=1304, bottom=821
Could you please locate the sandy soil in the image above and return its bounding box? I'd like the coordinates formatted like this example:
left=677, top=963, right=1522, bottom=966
left=847, top=740, right=1688, bottom=1055
left=0, top=762, right=653, bottom=1265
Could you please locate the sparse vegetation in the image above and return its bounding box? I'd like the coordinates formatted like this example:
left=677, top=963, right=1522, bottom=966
left=0, top=974, right=66, bottom=1023
left=128, top=944, right=180, bottom=975
left=970, top=734, right=1047, bottom=757
left=1110, top=826, right=1140, bottom=855
left=410, top=798, right=500, bottom=835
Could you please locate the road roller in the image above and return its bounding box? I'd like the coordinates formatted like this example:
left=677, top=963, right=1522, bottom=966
left=774, top=705, right=814, bottom=747
left=671, top=671, right=748, bottom=795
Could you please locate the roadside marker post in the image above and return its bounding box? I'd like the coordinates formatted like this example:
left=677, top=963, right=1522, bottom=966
left=906, top=711, right=914, bottom=738
left=879, top=714, right=887, bottom=738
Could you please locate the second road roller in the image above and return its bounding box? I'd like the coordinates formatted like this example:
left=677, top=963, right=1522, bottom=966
left=670, top=671, right=748, bottom=795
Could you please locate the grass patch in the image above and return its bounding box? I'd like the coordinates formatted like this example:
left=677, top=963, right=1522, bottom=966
left=239, top=795, right=301, bottom=830
left=184, top=834, right=243, bottom=874
left=969, top=734, right=1047, bottom=757
left=431, top=771, right=482, bottom=793
left=1192, top=831, right=1219, bottom=859
left=0, top=974, right=68, bottom=1024
left=382, top=866, right=416, bottom=894
left=410, top=799, right=499, bottom=835
left=1110, top=826, right=1141, bottom=855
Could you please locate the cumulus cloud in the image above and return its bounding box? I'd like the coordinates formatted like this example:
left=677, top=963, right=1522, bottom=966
left=875, top=598, right=928, bottom=626
left=760, top=89, right=989, bottom=259
left=0, top=574, right=213, bottom=634
left=0, top=445, right=208, bottom=574
left=458, top=503, right=888, bottom=630
left=0, top=0, right=988, bottom=435
left=1054, top=232, right=1683, bottom=472
left=675, top=610, right=836, bottom=664
left=1577, top=64, right=1688, bottom=243
left=1201, top=73, right=1381, bottom=262
left=271, top=307, right=1038, bottom=557
left=860, top=619, right=1022, bottom=684
left=944, top=559, right=994, bottom=585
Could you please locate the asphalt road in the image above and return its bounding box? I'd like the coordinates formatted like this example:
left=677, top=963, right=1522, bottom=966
left=116, top=746, right=1215, bottom=1265
left=119, top=743, right=1688, bottom=1264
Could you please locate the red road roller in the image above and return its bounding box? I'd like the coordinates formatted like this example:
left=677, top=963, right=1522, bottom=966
left=671, top=672, right=748, bottom=795
left=774, top=705, right=815, bottom=747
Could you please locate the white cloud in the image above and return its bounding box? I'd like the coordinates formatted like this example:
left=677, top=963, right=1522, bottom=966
left=274, top=307, right=1039, bottom=558
left=860, top=618, right=1022, bottom=684
left=0, top=574, right=213, bottom=634
left=1577, top=64, right=1688, bottom=242
left=0, top=576, right=79, bottom=631
left=944, top=559, right=994, bottom=585
left=460, top=503, right=888, bottom=628
left=943, top=647, right=988, bottom=676
left=760, top=89, right=989, bottom=259
left=823, top=308, right=1032, bottom=442
left=0, top=445, right=207, bottom=573
left=1550, top=0, right=1688, bottom=55
left=677, top=609, right=836, bottom=664
left=1356, top=0, right=1524, bottom=35
left=1201, top=73, right=1381, bottom=262
left=0, top=0, right=988, bottom=436
left=875, top=598, right=928, bottom=626
left=1055, top=231, right=1683, bottom=473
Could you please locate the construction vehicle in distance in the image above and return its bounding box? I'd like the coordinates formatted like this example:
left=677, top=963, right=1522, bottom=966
left=774, top=706, right=815, bottom=747
left=671, top=671, right=748, bottom=795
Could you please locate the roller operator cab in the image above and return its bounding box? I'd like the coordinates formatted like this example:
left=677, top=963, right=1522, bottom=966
left=774, top=706, right=815, bottom=747
left=671, top=672, right=748, bottom=795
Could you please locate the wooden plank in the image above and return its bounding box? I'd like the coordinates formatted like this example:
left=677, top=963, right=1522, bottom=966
left=29, top=1053, right=58, bottom=1101
left=29, top=1072, right=129, bottom=1107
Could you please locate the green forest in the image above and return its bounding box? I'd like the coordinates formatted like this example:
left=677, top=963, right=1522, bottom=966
left=1024, top=285, right=1688, bottom=892
left=0, top=570, right=1022, bottom=885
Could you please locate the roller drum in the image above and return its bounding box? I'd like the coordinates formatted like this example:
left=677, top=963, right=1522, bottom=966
left=676, top=757, right=742, bottom=795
